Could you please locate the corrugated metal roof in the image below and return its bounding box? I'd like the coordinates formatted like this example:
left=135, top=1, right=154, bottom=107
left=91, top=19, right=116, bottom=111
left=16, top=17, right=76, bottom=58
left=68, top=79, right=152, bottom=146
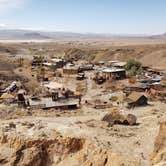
left=29, top=97, right=78, bottom=109
left=102, top=68, right=125, bottom=73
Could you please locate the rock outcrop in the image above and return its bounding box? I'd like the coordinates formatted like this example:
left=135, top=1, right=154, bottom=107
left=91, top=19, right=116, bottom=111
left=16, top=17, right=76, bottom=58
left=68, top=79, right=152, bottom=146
left=150, top=121, right=166, bottom=166
left=0, top=134, right=85, bottom=166
left=0, top=133, right=138, bottom=166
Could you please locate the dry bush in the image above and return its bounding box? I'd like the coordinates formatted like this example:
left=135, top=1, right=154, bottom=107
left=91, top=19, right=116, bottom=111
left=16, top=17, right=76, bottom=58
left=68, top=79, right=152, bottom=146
left=24, top=79, right=42, bottom=95
left=109, top=96, right=118, bottom=102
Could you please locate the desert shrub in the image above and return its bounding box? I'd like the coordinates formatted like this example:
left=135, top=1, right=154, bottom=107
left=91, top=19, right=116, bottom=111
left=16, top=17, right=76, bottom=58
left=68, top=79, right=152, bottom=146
left=36, top=66, right=46, bottom=80
left=151, top=109, right=159, bottom=115
left=33, top=56, right=44, bottom=64
left=17, top=58, right=24, bottom=67
left=125, top=59, right=141, bottom=70
left=109, top=96, right=118, bottom=102
left=24, top=80, right=42, bottom=95
left=125, top=59, right=143, bottom=76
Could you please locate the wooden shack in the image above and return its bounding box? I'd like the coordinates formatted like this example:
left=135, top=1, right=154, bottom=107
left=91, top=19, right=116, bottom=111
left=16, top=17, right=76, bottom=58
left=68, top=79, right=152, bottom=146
left=102, top=68, right=126, bottom=80
left=78, top=64, right=94, bottom=72
left=63, top=66, right=78, bottom=75
left=123, top=83, right=150, bottom=93
left=28, top=97, right=78, bottom=110
left=125, top=92, right=148, bottom=108
left=50, top=58, right=66, bottom=68
left=112, top=62, right=127, bottom=68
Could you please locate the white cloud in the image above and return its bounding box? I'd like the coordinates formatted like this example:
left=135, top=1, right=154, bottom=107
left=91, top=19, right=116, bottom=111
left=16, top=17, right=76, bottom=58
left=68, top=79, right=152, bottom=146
left=0, top=0, right=27, bottom=13
left=0, top=23, right=6, bottom=27
left=0, top=23, right=15, bottom=29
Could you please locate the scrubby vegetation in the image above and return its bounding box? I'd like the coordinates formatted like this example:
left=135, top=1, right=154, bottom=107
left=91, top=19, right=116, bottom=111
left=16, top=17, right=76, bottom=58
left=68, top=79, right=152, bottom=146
left=125, top=59, right=144, bottom=76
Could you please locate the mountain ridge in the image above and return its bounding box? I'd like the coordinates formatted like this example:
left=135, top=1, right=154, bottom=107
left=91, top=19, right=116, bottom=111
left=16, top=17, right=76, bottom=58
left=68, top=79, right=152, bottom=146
left=0, top=29, right=166, bottom=40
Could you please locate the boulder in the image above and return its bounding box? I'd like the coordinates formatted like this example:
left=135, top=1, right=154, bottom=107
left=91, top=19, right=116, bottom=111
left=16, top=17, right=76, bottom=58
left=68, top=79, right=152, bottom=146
left=102, top=112, right=137, bottom=126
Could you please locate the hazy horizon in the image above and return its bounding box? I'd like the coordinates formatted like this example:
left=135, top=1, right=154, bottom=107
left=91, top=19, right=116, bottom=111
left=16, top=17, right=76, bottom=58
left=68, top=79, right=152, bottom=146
left=0, top=0, right=166, bottom=35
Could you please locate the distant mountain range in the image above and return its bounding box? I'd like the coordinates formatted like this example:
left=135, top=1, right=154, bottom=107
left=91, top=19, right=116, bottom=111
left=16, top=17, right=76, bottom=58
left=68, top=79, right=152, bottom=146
left=0, top=29, right=166, bottom=40
left=0, top=29, right=51, bottom=39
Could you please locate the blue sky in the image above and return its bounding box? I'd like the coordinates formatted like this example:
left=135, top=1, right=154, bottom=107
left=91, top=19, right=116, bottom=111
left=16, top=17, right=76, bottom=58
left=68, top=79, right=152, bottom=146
left=0, top=0, right=166, bottom=34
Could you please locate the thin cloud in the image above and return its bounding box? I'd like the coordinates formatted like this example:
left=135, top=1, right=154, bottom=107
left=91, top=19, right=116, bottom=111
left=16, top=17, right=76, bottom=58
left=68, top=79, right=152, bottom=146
left=0, top=23, right=14, bottom=29
left=0, top=23, right=6, bottom=27
left=0, top=0, right=27, bottom=13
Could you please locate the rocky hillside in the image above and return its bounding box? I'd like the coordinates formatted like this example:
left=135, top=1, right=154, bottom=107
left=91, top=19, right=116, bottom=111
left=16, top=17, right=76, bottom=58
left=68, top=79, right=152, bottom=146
left=0, top=133, right=136, bottom=166
left=0, top=42, right=166, bottom=68
left=64, top=44, right=166, bottom=68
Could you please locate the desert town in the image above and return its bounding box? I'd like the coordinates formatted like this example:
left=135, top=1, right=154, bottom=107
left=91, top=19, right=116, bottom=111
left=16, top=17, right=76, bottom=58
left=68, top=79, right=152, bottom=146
left=0, top=41, right=166, bottom=166
left=1, top=54, right=165, bottom=111
left=1, top=0, right=166, bottom=165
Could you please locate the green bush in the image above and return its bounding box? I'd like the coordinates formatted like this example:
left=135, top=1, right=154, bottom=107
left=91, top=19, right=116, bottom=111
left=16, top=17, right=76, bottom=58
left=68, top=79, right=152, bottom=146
left=125, top=59, right=143, bottom=76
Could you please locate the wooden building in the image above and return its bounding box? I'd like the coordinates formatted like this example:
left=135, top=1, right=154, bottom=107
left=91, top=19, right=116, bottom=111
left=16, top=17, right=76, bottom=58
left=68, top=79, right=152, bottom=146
left=78, top=64, right=94, bottom=72
left=125, top=92, right=148, bottom=108
left=63, top=64, right=79, bottom=75
left=102, top=68, right=126, bottom=80
left=28, top=97, right=78, bottom=110
left=112, top=62, right=127, bottom=68
left=123, top=83, right=150, bottom=93
left=50, top=58, right=66, bottom=68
